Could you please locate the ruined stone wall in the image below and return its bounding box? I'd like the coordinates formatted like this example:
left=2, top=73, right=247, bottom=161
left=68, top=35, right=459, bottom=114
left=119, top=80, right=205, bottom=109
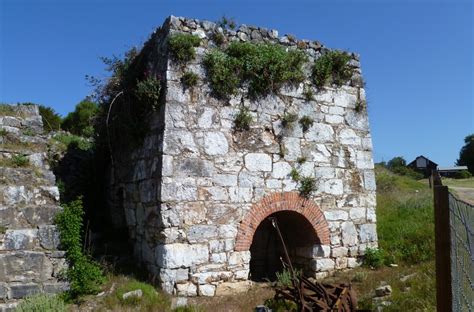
left=109, top=16, right=377, bottom=297
left=0, top=105, right=68, bottom=311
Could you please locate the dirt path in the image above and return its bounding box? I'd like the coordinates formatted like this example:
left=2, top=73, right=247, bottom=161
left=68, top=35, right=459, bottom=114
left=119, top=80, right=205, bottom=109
left=450, top=186, right=474, bottom=205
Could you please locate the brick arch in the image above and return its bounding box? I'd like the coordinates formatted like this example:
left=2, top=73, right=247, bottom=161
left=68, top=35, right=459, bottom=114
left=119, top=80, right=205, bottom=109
left=234, top=192, right=330, bottom=251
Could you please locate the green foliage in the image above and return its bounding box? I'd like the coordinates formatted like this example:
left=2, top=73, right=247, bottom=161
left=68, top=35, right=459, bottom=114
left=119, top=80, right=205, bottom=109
left=264, top=298, right=297, bottom=312
left=299, top=176, right=316, bottom=197
left=385, top=156, right=423, bottom=180
left=275, top=268, right=301, bottom=288
left=387, top=156, right=406, bottom=169
left=10, top=154, right=29, bottom=167
left=52, top=133, right=93, bottom=152
left=299, top=116, right=314, bottom=132
left=296, top=156, right=307, bottom=164
left=453, top=170, right=472, bottom=179
left=16, top=293, right=66, bottom=312
left=0, top=128, right=7, bottom=137
left=181, top=71, right=199, bottom=88
left=0, top=226, right=6, bottom=234
left=168, top=33, right=201, bottom=63
left=212, top=31, right=226, bottom=45
left=303, top=86, right=314, bottom=102
left=115, top=280, right=167, bottom=308
left=281, top=113, right=298, bottom=128
left=456, top=133, right=474, bottom=174
left=290, top=168, right=300, bottom=181
left=312, top=50, right=353, bottom=87
left=204, top=42, right=307, bottom=98
left=55, top=197, right=104, bottom=297
left=39, top=105, right=62, bottom=132
left=0, top=104, right=16, bottom=116
left=135, top=76, right=161, bottom=110
left=216, top=15, right=237, bottom=30
left=234, top=107, right=253, bottom=131
left=363, top=247, right=386, bottom=268
left=354, top=100, right=366, bottom=112
left=62, top=100, right=98, bottom=137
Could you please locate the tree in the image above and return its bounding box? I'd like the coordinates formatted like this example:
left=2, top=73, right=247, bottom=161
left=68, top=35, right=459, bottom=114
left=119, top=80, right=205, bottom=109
left=456, top=134, right=474, bottom=174
left=387, top=156, right=406, bottom=170
left=38, top=105, right=62, bottom=132
left=62, top=100, right=98, bottom=137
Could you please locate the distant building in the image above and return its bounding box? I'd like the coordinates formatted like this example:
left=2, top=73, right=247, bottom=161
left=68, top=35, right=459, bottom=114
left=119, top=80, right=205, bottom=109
left=438, top=166, right=469, bottom=178
left=408, top=155, right=438, bottom=177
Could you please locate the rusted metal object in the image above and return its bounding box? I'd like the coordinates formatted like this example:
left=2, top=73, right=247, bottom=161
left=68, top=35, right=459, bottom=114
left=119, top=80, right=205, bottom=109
left=269, top=217, right=358, bottom=311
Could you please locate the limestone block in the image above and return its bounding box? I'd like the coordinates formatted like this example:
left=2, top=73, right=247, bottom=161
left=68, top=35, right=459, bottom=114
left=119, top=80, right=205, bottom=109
left=215, top=281, right=252, bottom=296
left=347, top=257, right=360, bottom=268
left=335, top=257, right=348, bottom=269
left=297, top=244, right=331, bottom=258
left=272, top=162, right=292, bottom=179
left=345, top=110, right=369, bottom=131
left=187, top=225, right=218, bottom=243
left=199, top=187, right=228, bottom=201
left=334, top=89, right=357, bottom=108
left=213, top=174, right=237, bottom=187
left=281, top=137, right=301, bottom=161
left=43, top=282, right=69, bottom=294
left=324, top=210, right=348, bottom=221
left=0, top=283, right=7, bottom=300
left=266, top=179, right=282, bottom=189
left=282, top=179, right=298, bottom=192
left=2, top=229, right=37, bottom=250
left=314, top=166, right=336, bottom=179
left=329, top=106, right=345, bottom=115
left=311, top=258, right=335, bottom=272
left=166, top=103, right=186, bottom=127
left=211, top=253, right=227, bottom=263
left=308, top=144, right=331, bottom=163
left=209, top=239, right=234, bottom=253
left=228, top=251, right=251, bottom=266
left=199, top=284, right=216, bottom=296
left=163, top=130, right=198, bottom=156
left=218, top=225, right=237, bottom=238
left=192, top=271, right=232, bottom=284
left=162, top=155, right=174, bottom=177
left=325, top=114, right=344, bottom=124
left=244, top=153, right=272, bottom=172
left=339, top=129, right=361, bottom=146
left=176, top=282, right=197, bottom=296
left=331, top=247, right=348, bottom=258
left=238, top=171, right=264, bottom=187
left=234, top=269, right=250, bottom=280
left=299, top=162, right=315, bottom=177
left=341, top=222, right=358, bottom=246
left=349, top=208, right=366, bottom=222
left=367, top=208, right=376, bottom=223
left=176, top=158, right=215, bottom=177
left=359, top=224, right=377, bottom=243
left=9, top=282, right=41, bottom=299
left=2, top=186, right=29, bottom=206
left=363, top=170, right=376, bottom=191
left=214, top=154, right=244, bottom=172
left=156, top=244, right=209, bottom=269
left=356, top=151, right=374, bottom=169
left=38, top=225, right=60, bottom=250
left=318, top=179, right=344, bottom=195
left=161, top=182, right=197, bottom=202
left=228, top=187, right=252, bottom=203
left=203, top=132, right=229, bottom=156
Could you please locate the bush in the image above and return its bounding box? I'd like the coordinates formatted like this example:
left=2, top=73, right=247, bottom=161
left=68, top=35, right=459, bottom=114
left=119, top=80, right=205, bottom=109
left=39, top=105, right=62, bottom=132
left=168, top=33, right=201, bottom=63
left=181, top=71, right=199, bottom=88
left=16, top=294, right=66, bottom=312
left=454, top=170, right=472, bottom=179
left=135, top=76, right=161, bottom=111
left=299, top=116, right=314, bottom=132
left=312, top=50, right=353, bottom=87
left=299, top=176, right=316, bottom=197
left=55, top=197, right=104, bottom=297
left=204, top=42, right=307, bottom=98
left=52, top=133, right=93, bottom=152
left=363, top=247, right=386, bottom=268
left=62, top=100, right=98, bottom=137
left=264, top=298, right=297, bottom=312
left=234, top=107, right=252, bottom=131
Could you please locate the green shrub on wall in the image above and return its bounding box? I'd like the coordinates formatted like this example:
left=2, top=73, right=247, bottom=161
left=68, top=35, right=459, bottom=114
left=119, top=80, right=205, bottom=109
left=55, top=197, right=104, bottom=297
left=168, top=33, right=201, bottom=63
left=312, top=50, right=353, bottom=87
left=204, top=42, right=307, bottom=98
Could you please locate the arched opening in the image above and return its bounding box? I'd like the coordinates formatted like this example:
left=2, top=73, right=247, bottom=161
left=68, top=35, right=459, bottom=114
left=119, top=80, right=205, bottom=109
left=249, top=210, right=321, bottom=282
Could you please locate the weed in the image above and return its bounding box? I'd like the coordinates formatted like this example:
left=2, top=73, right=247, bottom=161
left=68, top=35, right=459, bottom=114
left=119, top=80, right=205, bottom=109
left=216, top=15, right=237, bottom=30
left=181, top=71, right=199, bottom=89
left=281, top=113, right=298, bottom=128
left=351, top=271, right=368, bottom=283
left=299, top=176, right=316, bottom=197
left=135, top=76, right=162, bottom=111
left=212, top=31, right=226, bottom=45
left=363, top=247, right=386, bottom=268
left=299, top=116, right=314, bottom=132
left=16, top=294, right=66, bottom=312
left=0, top=104, right=16, bottom=116
left=355, top=100, right=366, bottom=113
left=204, top=42, right=307, bottom=98
left=234, top=107, right=253, bottom=131
left=168, top=33, right=201, bottom=63
left=55, top=197, right=105, bottom=297
left=312, top=50, right=353, bottom=88
left=275, top=268, right=301, bottom=288
left=11, top=154, right=29, bottom=167
left=303, top=86, right=314, bottom=101
left=290, top=168, right=300, bottom=181
left=297, top=156, right=307, bottom=164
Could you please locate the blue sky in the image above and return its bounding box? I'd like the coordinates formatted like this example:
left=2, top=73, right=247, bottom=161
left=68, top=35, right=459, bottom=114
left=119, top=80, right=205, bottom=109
left=0, top=0, right=472, bottom=166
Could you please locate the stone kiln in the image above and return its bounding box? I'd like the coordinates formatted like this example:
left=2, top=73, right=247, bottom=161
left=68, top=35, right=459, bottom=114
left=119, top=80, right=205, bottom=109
left=107, top=16, right=377, bottom=297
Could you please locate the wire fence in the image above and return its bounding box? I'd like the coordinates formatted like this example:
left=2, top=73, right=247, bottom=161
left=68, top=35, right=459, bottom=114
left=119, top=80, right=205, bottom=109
left=448, top=193, right=474, bottom=311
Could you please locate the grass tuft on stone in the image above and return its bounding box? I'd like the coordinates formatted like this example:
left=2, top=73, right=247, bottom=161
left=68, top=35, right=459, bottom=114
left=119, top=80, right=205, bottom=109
left=168, top=33, right=201, bottom=63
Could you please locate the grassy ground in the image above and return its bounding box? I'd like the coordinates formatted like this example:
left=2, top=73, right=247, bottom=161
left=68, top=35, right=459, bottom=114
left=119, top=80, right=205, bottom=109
left=69, top=166, right=436, bottom=311
left=441, top=177, right=474, bottom=188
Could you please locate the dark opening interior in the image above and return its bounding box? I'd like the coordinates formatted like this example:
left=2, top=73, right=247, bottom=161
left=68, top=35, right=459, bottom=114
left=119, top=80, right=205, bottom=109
left=249, top=211, right=320, bottom=281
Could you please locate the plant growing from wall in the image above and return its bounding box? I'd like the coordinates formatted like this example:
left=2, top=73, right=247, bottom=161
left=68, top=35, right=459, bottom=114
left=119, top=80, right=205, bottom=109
left=135, top=76, right=162, bottom=111
left=281, top=113, right=298, bottom=128
left=55, top=197, right=105, bottom=297
left=299, top=116, right=314, bottom=132
left=234, top=107, right=253, bottom=131
left=204, top=42, right=307, bottom=98
left=39, top=105, right=62, bottom=132
left=216, top=15, right=237, bottom=30
left=181, top=71, right=199, bottom=89
left=299, top=176, right=316, bottom=198
left=11, top=154, right=29, bottom=167
left=312, top=50, right=353, bottom=88
left=212, top=31, right=226, bottom=46
left=297, top=156, right=307, bottom=164
left=168, top=33, right=201, bottom=63
left=355, top=99, right=366, bottom=113
left=290, top=168, right=300, bottom=181
left=303, top=86, right=314, bottom=102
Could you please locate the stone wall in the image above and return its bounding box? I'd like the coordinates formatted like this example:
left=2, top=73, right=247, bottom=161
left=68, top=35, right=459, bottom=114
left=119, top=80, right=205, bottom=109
left=108, top=16, right=377, bottom=297
left=0, top=105, right=67, bottom=311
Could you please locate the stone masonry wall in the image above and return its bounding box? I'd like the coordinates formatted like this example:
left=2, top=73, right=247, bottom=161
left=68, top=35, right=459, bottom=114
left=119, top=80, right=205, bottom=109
left=108, top=16, right=377, bottom=297
left=0, top=105, right=67, bottom=311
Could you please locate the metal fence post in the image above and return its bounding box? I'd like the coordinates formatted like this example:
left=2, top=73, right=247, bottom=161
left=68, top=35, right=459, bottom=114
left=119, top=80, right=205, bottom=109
left=434, top=183, right=452, bottom=312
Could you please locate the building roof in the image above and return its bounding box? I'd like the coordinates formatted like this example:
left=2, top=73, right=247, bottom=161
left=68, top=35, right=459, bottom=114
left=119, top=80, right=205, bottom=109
left=408, top=155, right=438, bottom=167
left=438, top=166, right=468, bottom=171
